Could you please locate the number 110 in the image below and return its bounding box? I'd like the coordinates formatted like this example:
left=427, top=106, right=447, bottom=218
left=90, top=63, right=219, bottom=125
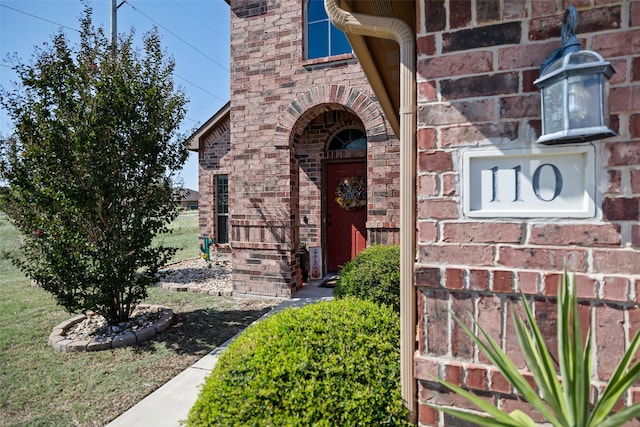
left=489, top=163, right=563, bottom=203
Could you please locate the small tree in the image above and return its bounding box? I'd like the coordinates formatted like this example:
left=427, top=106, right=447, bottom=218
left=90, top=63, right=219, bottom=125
left=0, top=6, right=188, bottom=324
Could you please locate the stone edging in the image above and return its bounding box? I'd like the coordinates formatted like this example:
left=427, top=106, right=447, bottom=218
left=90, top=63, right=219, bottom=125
left=48, top=304, right=174, bottom=352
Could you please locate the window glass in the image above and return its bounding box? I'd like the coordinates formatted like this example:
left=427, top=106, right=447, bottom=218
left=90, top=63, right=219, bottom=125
left=307, top=22, right=329, bottom=59
left=344, top=136, right=367, bottom=150
left=306, top=0, right=351, bottom=59
left=216, top=175, right=229, bottom=244
left=307, top=0, right=326, bottom=22
left=217, top=216, right=228, bottom=245
left=330, top=25, right=351, bottom=56
left=327, top=129, right=367, bottom=151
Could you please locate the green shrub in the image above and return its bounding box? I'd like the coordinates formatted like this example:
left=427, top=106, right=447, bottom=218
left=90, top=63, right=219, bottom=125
left=334, top=245, right=400, bottom=312
left=187, top=298, right=409, bottom=427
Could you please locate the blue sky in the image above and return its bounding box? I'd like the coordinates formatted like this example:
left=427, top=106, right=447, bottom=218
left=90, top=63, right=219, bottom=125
left=0, top=0, right=231, bottom=190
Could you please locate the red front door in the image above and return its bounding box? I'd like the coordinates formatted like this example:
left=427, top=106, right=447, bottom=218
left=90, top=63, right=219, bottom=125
left=326, top=161, right=367, bottom=272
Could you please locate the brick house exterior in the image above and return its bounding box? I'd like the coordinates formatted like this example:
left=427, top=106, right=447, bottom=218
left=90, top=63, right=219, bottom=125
left=326, top=0, right=640, bottom=424
left=190, top=0, right=401, bottom=297
left=408, top=1, right=640, bottom=425
left=191, top=0, right=640, bottom=424
left=190, top=103, right=231, bottom=251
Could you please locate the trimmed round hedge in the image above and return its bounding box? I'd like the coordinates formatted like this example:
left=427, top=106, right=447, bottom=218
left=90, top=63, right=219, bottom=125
left=187, top=298, right=409, bottom=426
left=334, top=245, right=400, bottom=312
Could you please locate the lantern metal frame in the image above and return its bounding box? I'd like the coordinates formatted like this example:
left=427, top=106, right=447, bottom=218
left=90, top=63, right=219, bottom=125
left=534, top=6, right=616, bottom=145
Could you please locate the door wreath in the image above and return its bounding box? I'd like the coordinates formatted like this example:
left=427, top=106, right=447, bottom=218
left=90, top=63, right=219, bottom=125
left=334, top=176, right=367, bottom=211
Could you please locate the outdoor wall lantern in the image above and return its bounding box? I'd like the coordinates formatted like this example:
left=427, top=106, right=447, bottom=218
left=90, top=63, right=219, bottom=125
left=534, top=5, right=616, bottom=145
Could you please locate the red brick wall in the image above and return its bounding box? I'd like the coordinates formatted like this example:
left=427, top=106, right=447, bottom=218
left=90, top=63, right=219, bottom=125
left=198, top=118, right=231, bottom=245
left=415, top=1, right=640, bottom=425
left=228, top=0, right=399, bottom=295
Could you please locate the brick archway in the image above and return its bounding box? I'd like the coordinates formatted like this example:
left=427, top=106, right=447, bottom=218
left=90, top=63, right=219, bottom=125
left=274, top=85, right=389, bottom=147
left=276, top=85, right=394, bottom=279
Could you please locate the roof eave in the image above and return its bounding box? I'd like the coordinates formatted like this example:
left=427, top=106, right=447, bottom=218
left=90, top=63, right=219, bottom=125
left=334, top=0, right=415, bottom=139
left=345, top=33, right=400, bottom=137
left=187, top=101, right=231, bottom=151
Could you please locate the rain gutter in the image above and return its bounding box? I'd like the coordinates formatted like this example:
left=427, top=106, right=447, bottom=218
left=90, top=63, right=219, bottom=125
left=324, top=0, right=417, bottom=422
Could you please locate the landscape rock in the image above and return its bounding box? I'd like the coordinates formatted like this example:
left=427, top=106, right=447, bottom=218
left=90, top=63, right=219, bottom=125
left=49, top=307, right=173, bottom=352
left=159, top=255, right=232, bottom=295
left=87, top=337, right=113, bottom=351
left=112, top=331, right=136, bottom=348
left=135, top=325, right=157, bottom=341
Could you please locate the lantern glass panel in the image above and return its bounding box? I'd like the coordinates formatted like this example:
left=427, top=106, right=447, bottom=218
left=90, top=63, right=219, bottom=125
left=569, top=51, right=601, bottom=66
left=603, top=77, right=610, bottom=127
left=568, top=74, right=601, bottom=130
left=544, top=57, right=565, bottom=75
left=543, top=81, right=565, bottom=134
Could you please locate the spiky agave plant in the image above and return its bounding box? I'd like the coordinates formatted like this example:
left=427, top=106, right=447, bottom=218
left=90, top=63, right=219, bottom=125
left=430, top=270, right=640, bottom=427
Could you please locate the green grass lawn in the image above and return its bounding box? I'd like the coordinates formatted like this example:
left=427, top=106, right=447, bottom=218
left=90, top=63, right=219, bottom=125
left=0, top=212, right=275, bottom=426
left=157, top=210, right=201, bottom=261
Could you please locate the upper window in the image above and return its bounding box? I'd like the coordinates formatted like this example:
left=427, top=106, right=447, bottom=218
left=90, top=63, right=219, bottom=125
left=327, top=128, right=367, bottom=151
left=305, top=0, right=352, bottom=60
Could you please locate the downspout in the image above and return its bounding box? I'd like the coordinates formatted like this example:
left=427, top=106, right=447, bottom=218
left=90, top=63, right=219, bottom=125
left=324, top=0, right=417, bottom=423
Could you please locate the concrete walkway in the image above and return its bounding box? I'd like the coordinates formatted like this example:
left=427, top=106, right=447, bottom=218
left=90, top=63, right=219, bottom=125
left=107, top=279, right=334, bottom=427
